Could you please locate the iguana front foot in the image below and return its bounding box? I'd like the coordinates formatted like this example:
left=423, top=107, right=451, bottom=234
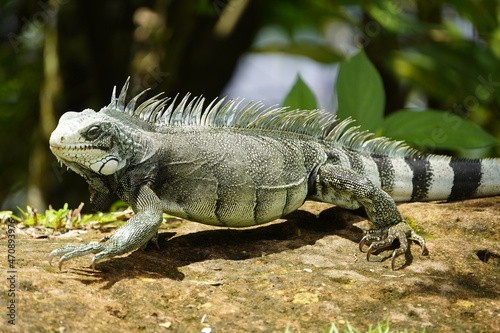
left=359, top=222, right=429, bottom=270
left=49, top=234, right=161, bottom=270
left=49, top=242, right=108, bottom=270
left=49, top=230, right=162, bottom=270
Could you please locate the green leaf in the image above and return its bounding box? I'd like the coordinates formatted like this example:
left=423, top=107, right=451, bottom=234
left=282, top=74, right=318, bottom=110
left=383, top=110, right=499, bottom=150
left=336, top=49, right=384, bottom=132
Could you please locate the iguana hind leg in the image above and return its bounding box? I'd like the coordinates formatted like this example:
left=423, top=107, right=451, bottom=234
left=310, top=164, right=428, bottom=269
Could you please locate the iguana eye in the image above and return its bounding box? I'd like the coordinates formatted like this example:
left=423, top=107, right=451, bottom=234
left=85, top=125, right=101, bottom=140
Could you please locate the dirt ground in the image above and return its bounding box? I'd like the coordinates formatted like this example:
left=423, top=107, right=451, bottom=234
left=1, top=197, right=500, bottom=333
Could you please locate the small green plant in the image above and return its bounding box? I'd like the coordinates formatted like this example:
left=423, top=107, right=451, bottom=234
left=5, top=203, right=179, bottom=233
left=403, top=217, right=430, bottom=239
left=11, top=203, right=73, bottom=229
left=6, top=203, right=130, bottom=231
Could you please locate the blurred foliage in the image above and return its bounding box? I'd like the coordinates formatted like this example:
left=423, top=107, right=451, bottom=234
left=337, top=50, right=384, bottom=133
left=383, top=109, right=499, bottom=151
left=0, top=0, right=499, bottom=213
left=284, top=50, right=499, bottom=152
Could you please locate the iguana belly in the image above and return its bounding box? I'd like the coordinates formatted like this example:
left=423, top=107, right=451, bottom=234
left=160, top=178, right=308, bottom=227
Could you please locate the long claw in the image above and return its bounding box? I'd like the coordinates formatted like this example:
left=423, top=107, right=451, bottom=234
left=391, top=252, right=397, bottom=271
left=141, top=232, right=160, bottom=251
left=421, top=244, right=429, bottom=256
left=48, top=255, right=55, bottom=267
left=151, top=236, right=160, bottom=250
left=90, top=257, right=97, bottom=270
left=359, top=238, right=367, bottom=253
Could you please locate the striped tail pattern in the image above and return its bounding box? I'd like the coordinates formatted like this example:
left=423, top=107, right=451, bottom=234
left=368, top=154, right=500, bottom=202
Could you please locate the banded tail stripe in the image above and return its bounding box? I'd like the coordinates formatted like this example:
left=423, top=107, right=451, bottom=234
left=448, top=158, right=482, bottom=201
left=475, top=159, right=500, bottom=197
left=404, top=156, right=432, bottom=201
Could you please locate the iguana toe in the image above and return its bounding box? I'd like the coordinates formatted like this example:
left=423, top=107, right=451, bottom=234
left=141, top=232, right=160, bottom=251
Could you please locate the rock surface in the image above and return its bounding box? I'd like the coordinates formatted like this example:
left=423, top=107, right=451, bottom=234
left=1, top=197, right=499, bottom=332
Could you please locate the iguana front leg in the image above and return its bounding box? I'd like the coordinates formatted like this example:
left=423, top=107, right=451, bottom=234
left=49, top=186, right=163, bottom=269
left=312, top=164, right=428, bottom=269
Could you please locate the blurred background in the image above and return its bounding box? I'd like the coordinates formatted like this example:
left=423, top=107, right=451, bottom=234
left=1, top=0, right=499, bottom=213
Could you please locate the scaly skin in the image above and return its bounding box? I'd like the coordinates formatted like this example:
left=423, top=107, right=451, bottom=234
left=48, top=79, right=500, bottom=270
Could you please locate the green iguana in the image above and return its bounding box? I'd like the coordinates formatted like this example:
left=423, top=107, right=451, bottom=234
left=48, top=78, right=500, bottom=270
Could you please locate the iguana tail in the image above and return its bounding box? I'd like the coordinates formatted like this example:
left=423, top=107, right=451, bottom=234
left=372, top=155, right=500, bottom=202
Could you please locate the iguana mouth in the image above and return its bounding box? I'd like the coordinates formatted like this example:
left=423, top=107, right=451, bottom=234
left=49, top=143, right=107, bottom=168
left=50, top=143, right=99, bottom=151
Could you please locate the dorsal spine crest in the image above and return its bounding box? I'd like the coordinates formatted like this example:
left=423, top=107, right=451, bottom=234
left=102, top=77, right=417, bottom=158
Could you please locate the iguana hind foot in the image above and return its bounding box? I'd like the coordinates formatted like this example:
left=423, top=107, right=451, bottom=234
left=359, top=221, right=429, bottom=270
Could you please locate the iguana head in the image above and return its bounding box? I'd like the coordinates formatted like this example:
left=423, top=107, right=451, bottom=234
left=49, top=108, right=131, bottom=176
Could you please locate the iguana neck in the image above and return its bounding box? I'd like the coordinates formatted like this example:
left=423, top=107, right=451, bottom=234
left=124, top=128, right=159, bottom=168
